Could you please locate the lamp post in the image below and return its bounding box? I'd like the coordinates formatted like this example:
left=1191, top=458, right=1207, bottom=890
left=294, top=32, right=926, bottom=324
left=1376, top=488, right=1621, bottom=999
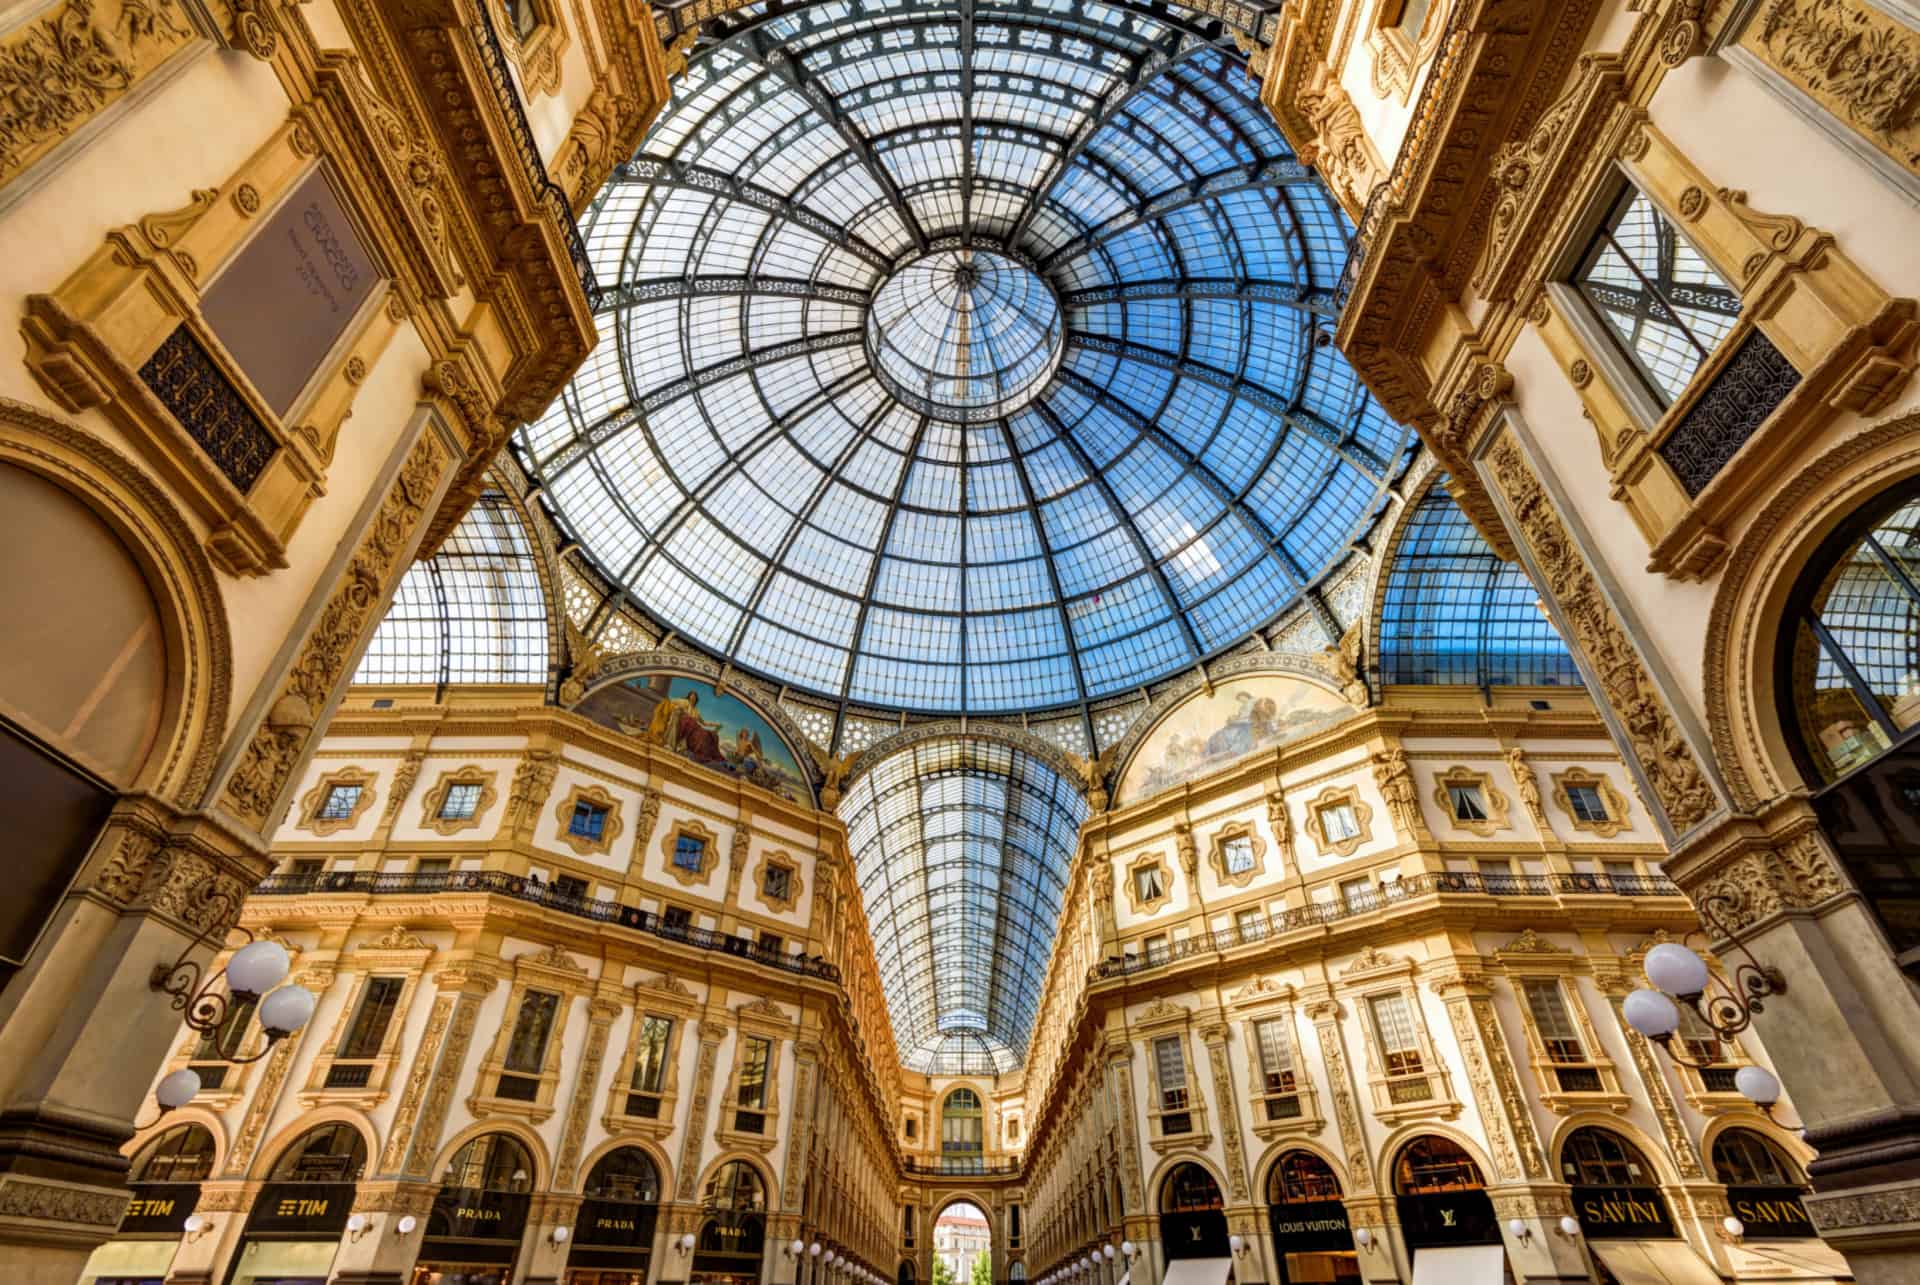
left=1621, top=917, right=1790, bottom=1117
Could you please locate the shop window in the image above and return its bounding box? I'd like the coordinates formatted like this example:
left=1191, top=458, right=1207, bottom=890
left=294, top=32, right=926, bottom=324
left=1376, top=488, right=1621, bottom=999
left=1561, top=1127, right=1655, bottom=1187
left=131, top=1122, right=217, bottom=1183
left=735, top=1035, right=773, bottom=1133
left=1161, top=1162, right=1224, bottom=1211
left=442, top=1133, right=534, bottom=1192
left=1571, top=184, right=1740, bottom=408
left=1269, top=1150, right=1342, bottom=1203
left=586, top=1146, right=661, bottom=1203
left=269, top=1122, right=368, bottom=1183
left=626, top=1015, right=673, bottom=1118
left=441, top=782, right=483, bottom=821
left=942, top=1088, right=984, bottom=1154
left=318, top=783, right=363, bottom=821
left=571, top=800, right=609, bottom=840
left=1394, top=1136, right=1484, bottom=1194
left=498, top=989, right=559, bottom=1100
left=705, top=1160, right=765, bottom=1211
left=1711, top=1129, right=1803, bottom=1189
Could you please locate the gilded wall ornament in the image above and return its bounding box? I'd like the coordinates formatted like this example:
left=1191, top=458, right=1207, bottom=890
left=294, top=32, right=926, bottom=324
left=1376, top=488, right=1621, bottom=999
left=551, top=781, right=623, bottom=856
left=296, top=766, right=378, bottom=836
left=1304, top=784, right=1374, bottom=858
left=1743, top=0, right=1920, bottom=178
left=1431, top=764, right=1510, bottom=837
left=418, top=765, right=500, bottom=836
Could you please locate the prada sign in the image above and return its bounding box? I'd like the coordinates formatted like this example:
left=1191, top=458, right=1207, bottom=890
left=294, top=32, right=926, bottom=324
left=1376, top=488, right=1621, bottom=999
left=579, top=1198, right=659, bottom=1248
left=1726, top=1187, right=1817, bottom=1241
left=1267, top=1201, right=1352, bottom=1253
left=246, top=1182, right=355, bottom=1235
left=1395, top=1192, right=1498, bottom=1248
left=432, top=1188, right=532, bottom=1241
left=1571, top=1187, right=1677, bottom=1241
left=120, top=1183, right=201, bottom=1235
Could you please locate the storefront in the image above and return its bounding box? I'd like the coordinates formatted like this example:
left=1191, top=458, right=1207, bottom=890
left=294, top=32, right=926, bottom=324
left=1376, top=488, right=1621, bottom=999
left=567, top=1147, right=663, bottom=1285
left=1264, top=1152, right=1357, bottom=1285
left=412, top=1133, right=535, bottom=1285
left=225, top=1123, right=365, bottom=1285
left=1391, top=1136, right=1506, bottom=1285
left=1563, top=1127, right=1723, bottom=1285
left=1157, top=1163, right=1232, bottom=1285
left=689, top=1161, right=767, bottom=1285
left=1712, top=1129, right=1854, bottom=1283
left=77, top=1123, right=212, bottom=1285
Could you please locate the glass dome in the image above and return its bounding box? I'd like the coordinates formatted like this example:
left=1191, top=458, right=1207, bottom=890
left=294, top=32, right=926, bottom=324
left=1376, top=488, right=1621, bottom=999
left=516, top=0, right=1414, bottom=716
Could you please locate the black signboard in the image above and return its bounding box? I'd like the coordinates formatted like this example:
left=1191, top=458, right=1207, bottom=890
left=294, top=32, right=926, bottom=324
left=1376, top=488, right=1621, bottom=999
left=1395, top=1192, right=1499, bottom=1248
left=1571, top=1187, right=1677, bottom=1241
left=431, top=1188, right=532, bottom=1241
left=1726, top=1187, right=1817, bottom=1241
left=1267, top=1201, right=1352, bottom=1254
left=580, top=1199, right=660, bottom=1248
left=246, top=1182, right=356, bottom=1235
left=1158, top=1210, right=1230, bottom=1259
left=119, top=1183, right=201, bottom=1236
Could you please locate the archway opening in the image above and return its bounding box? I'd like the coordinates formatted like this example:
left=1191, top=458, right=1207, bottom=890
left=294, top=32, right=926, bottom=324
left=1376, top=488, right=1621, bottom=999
left=1391, top=1136, right=1504, bottom=1280
left=1265, top=1152, right=1357, bottom=1285
left=417, top=1132, right=535, bottom=1285
left=571, top=1146, right=663, bottom=1285
left=1561, top=1126, right=1676, bottom=1244
left=693, top=1160, right=767, bottom=1285
left=1157, top=1163, right=1228, bottom=1264
left=232, top=1124, right=366, bottom=1285
left=934, top=1200, right=992, bottom=1285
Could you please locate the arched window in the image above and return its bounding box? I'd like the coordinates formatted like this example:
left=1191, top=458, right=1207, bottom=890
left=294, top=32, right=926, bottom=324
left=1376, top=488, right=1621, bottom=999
left=130, top=1123, right=216, bottom=1184
left=705, top=1159, right=766, bottom=1211
left=1267, top=1151, right=1343, bottom=1204
left=267, top=1122, right=367, bottom=1183
left=1394, top=1137, right=1484, bottom=1194
left=899, top=1261, right=917, bottom=1285
left=442, top=1132, right=534, bottom=1192
left=1561, top=1127, right=1656, bottom=1187
left=942, top=1088, right=984, bottom=1154
left=1010, top=1263, right=1026, bottom=1282
left=1160, top=1163, right=1224, bottom=1212
left=1712, top=1129, right=1805, bottom=1189
left=585, top=1147, right=661, bottom=1203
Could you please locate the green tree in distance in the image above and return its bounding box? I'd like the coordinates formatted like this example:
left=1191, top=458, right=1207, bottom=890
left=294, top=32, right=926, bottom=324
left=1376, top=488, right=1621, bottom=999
left=971, top=1251, right=995, bottom=1285
left=933, top=1258, right=957, bottom=1285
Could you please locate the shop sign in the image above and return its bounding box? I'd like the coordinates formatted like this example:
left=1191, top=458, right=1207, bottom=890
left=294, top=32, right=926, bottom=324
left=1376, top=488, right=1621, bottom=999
left=1725, top=1187, right=1817, bottom=1240
left=247, top=1182, right=355, bottom=1235
left=435, top=1188, right=532, bottom=1241
left=580, top=1198, right=660, bottom=1247
left=120, top=1183, right=201, bottom=1235
left=1158, top=1210, right=1230, bottom=1259
left=1267, top=1200, right=1352, bottom=1253
left=1394, top=1191, right=1499, bottom=1247
left=1571, top=1186, right=1677, bottom=1240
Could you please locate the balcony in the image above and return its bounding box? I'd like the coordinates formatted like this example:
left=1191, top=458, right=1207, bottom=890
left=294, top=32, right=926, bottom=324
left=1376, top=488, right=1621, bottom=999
left=1090, top=870, right=1682, bottom=980
left=250, top=870, right=841, bottom=982
left=903, top=1157, right=1021, bottom=1177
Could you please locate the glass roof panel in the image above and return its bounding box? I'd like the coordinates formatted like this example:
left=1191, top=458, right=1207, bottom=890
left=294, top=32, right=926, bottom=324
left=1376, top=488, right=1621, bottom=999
left=520, top=9, right=1413, bottom=718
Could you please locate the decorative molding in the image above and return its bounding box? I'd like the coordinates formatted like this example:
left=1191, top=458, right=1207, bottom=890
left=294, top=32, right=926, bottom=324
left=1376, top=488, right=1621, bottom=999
left=554, top=999, right=618, bottom=1188
left=1340, top=944, right=1401, bottom=978
left=551, top=781, right=623, bottom=856
left=1371, top=745, right=1429, bottom=840
left=1737, top=0, right=1920, bottom=182
left=1432, top=764, right=1510, bottom=837
left=1493, top=928, right=1566, bottom=957
left=418, top=765, right=500, bottom=836
left=296, top=766, right=378, bottom=836
left=1549, top=767, right=1632, bottom=838
left=1304, top=784, right=1374, bottom=858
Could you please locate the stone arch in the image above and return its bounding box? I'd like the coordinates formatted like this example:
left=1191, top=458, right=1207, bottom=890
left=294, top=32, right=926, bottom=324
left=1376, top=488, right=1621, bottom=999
left=429, top=1119, right=552, bottom=1191
left=931, top=1190, right=996, bottom=1224
left=1698, top=1115, right=1817, bottom=1181
left=844, top=721, right=1081, bottom=800
left=248, top=1109, right=378, bottom=1182
left=1147, top=1154, right=1229, bottom=1214
left=1253, top=1137, right=1353, bottom=1202
left=1545, top=1112, right=1688, bottom=1190
left=0, top=396, right=230, bottom=805
left=1703, top=410, right=1920, bottom=808
left=574, top=1135, right=673, bottom=1197
left=1375, top=1122, right=1497, bottom=1197
left=123, top=1107, right=229, bottom=1178
left=697, top=1149, right=780, bottom=1208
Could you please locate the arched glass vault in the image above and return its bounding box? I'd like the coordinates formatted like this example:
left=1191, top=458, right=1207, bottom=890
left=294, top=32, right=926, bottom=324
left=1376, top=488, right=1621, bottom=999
left=514, top=0, right=1415, bottom=722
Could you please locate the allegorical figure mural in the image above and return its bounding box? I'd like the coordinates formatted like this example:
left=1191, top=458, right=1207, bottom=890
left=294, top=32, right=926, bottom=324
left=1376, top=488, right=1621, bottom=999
left=576, top=675, right=811, bottom=804
left=1115, top=675, right=1355, bottom=806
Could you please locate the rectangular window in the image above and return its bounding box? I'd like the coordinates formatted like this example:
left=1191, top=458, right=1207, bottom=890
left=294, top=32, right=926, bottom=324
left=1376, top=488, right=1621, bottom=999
left=1134, top=864, right=1166, bottom=902
left=440, top=783, right=483, bottom=821
left=1340, top=876, right=1375, bottom=911
left=338, top=977, right=404, bottom=1060
left=571, top=801, right=608, bottom=839
left=1143, top=934, right=1170, bottom=963
left=672, top=834, right=706, bottom=872
left=662, top=905, right=692, bottom=930
left=1368, top=993, right=1425, bottom=1078
left=193, top=993, right=257, bottom=1062
left=1235, top=908, right=1266, bottom=943
left=903, top=1206, right=916, bottom=1248
left=763, top=864, right=792, bottom=901
left=318, top=784, right=362, bottom=821
left=1571, top=185, right=1740, bottom=409
left=554, top=874, right=589, bottom=901
left=624, top=1014, right=672, bottom=1117
left=1449, top=785, right=1488, bottom=821
left=1387, top=0, right=1431, bottom=35
left=1567, top=784, right=1610, bottom=824
left=758, top=931, right=784, bottom=954
left=1221, top=835, right=1255, bottom=875
left=1320, top=802, right=1360, bottom=841
left=291, top=858, right=323, bottom=876
left=1153, top=1035, right=1188, bottom=1109
left=416, top=857, right=451, bottom=877
left=1522, top=980, right=1587, bottom=1063
left=1676, top=1003, right=1726, bottom=1067
left=1008, top=1205, right=1022, bottom=1248
left=735, top=1035, right=773, bottom=1132
left=504, top=989, right=560, bottom=1073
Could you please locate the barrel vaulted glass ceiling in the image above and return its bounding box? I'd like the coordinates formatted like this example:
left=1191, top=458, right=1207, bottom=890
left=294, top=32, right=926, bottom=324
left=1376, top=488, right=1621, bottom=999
left=840, top=738, right=1087, bottom=1073
left=514, top=0, right=1415, bottom=720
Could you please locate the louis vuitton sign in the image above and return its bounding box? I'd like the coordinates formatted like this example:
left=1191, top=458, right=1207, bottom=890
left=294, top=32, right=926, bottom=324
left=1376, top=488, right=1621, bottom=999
left=1267, top=1200, right=1352, bottom=1254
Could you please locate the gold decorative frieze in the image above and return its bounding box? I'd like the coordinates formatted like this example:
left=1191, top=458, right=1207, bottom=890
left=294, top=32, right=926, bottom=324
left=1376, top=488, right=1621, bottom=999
left=1738, top=0, right=1920, bottom=180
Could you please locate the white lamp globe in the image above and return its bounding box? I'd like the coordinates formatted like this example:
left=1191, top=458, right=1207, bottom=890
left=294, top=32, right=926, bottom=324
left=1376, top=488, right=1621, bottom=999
left=398, top=1215, right=418, bottom=1235
left=1104, top=1245, right=1116, bottom=1261
left=1722, top=1216, right=1745, bottom=1239
left=1735, top=1064, right=1782, bottom=1106
left=182, top=1214, right=207, bottom=1235
left=346, top=1214, right=368, bottom=1234
left=259, top=984, right=317, bottom=1035
left=681, top=1233, right=697, bottom=1251
left=1645, top=942, right=1710, bottom=997
left=792, top=1240, right=806, bottom=1257
left=155, top=1068, right=201, bottom=1109
left=226, top=940, right=291, bottom=996
left=1559, top=1216, right=1580, bottom=1238
left=1506, top=1219, right=1526, bottom=1239
left=811, top=1243, right=823, bottom=1257
left=553, top=1226, right=570, bottom=1244
left=1353, top=1228, right=1373, bottom=1249
left=1121, top=1241, right=1135, bottom=1258
left=1622, top=988, right=1681, bottom=1038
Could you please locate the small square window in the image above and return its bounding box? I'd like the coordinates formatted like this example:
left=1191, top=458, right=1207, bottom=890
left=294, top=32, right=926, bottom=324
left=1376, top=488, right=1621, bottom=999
left=416, top=858, right=450, bottom=876
left=662, top=905, right=692, bottom=930
left=318, top=784, right=362, bottom=821
left=441, top=783, right=483, bottom=821
left=1143, top=934, right=1170, bottom=963
left=570, top=801, right=607, bottom=839
left=673, top=834, right=706, bottom=872
left=554, top=874, right=589, bottom=900
left=1567, top=785, right=1609, bottom=824
left=1320, top=802, right=1360, bottom=841
left=1134, top=865, right=1166, bottom=903
left=1221, top=835, right=1255, bottom=875
left=1448, top=785, right=1488, bottom=821
left=762, top=864, right=792, bottom=901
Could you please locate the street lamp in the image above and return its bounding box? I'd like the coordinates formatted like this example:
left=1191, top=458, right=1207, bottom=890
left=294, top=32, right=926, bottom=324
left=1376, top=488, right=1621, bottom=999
left=1622, top=911, right=1787, bottom=1111
left=139, top=933, right=317, bottom=1123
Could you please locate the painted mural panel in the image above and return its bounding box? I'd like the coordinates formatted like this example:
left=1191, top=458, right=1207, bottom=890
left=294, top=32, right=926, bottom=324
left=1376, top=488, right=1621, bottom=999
left=1116, top=675, right=1354, bottom=805
left=577, top=675, right=810, bottom=803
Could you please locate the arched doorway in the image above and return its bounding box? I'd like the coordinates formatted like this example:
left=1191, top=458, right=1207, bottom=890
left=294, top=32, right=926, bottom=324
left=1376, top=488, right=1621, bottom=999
left=898, top=1260, right=917, bottom=1285
left=570, top=1147, right=663, bottom=1285
left=1562, top=1126, right=1674, bottom=1241
left=1157, top=1162, right=1230, bottom=1273
left=933, top=1200, right=991, bottom=1285
left=1265, top=1152, right=1357, bottom=1285
left=692, top=1160, right=766, bottom=1285
left=1391, top=1136, right=1506, bottom=1282
left=76, top=1123, right=216, bottom=1284
left=230, top=1123, right=366, bottom=1285
left=415, top=1133, right=535, bottom=1285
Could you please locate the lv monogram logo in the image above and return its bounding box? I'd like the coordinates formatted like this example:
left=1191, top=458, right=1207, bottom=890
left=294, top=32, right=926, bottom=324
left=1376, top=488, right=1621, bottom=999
left=1189, top=1227, right=1202, bottom=1242
left=1439, top=1208, right=1457, bottom=1227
